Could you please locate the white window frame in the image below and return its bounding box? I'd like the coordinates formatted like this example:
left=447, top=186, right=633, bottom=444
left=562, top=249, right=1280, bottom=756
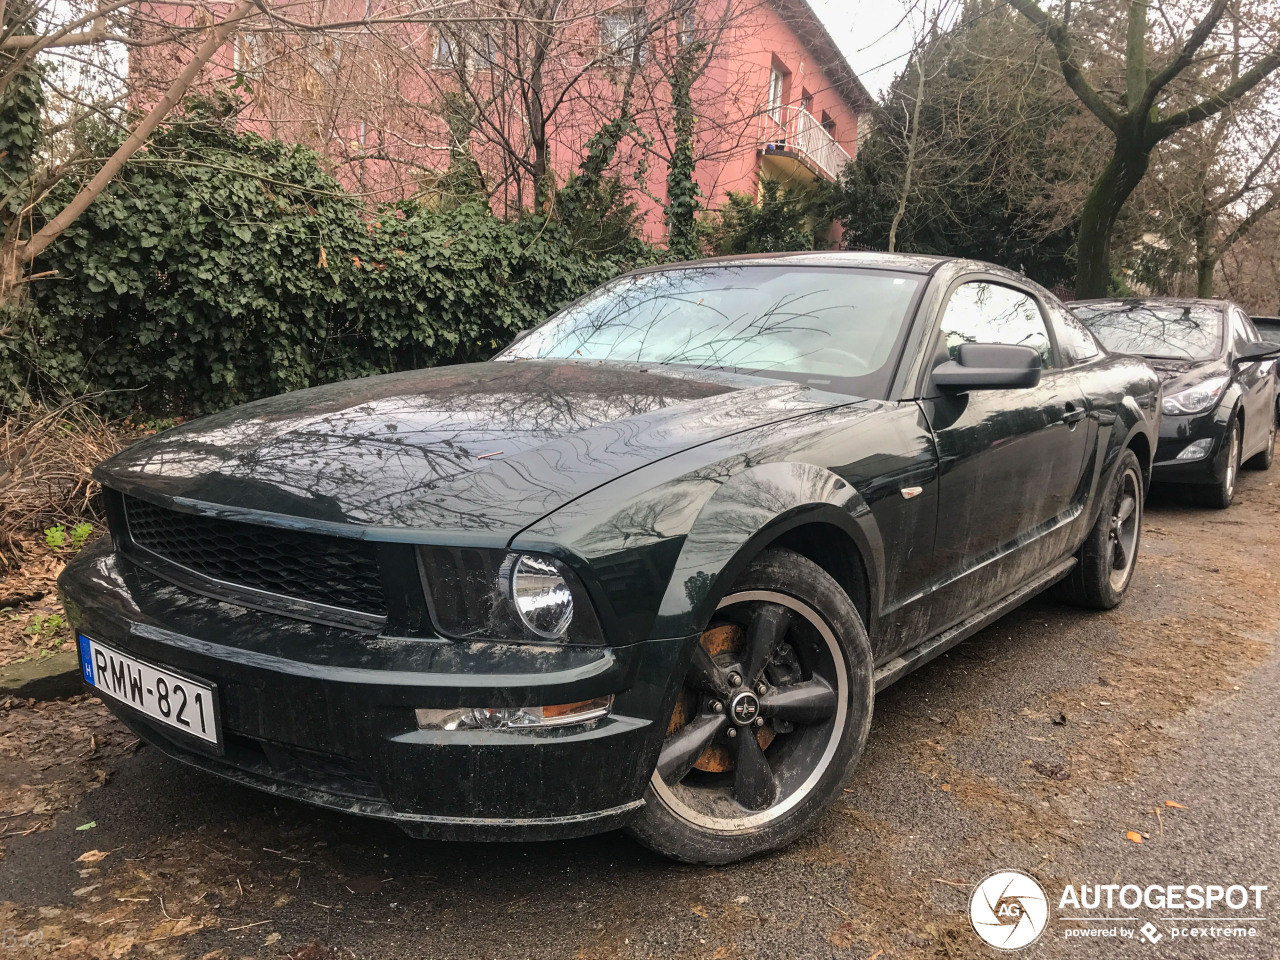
left=601, top=12, right=646, bottom=65
left=433, top=32, right=456, bottom=68
left=767, top=65, right=785, bottom=121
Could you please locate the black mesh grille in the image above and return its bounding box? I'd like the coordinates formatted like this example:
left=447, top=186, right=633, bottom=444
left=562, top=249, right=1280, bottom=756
left=123, top=495, right=386, bottom=617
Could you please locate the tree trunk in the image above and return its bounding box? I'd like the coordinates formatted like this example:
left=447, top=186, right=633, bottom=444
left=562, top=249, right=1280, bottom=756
left=1074, top=130, right=1151, bottom=298
left=1196, top=255, right=1217, bottom=297
left=1192, top=199, right=1216, bottom=298
left=665, top=57, right=698, bottom=260
left=888, top=56, right=926, bottom=254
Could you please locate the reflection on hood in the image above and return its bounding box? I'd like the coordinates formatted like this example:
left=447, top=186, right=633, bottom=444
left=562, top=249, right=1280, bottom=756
left=98, top=360, right=858, bottom=538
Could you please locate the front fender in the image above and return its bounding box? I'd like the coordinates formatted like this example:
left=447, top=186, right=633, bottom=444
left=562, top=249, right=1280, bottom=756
left=651, top=461, right=879, bottom=639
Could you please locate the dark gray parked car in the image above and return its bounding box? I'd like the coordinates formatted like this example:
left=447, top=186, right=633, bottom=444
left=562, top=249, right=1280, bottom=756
left=1075, top=298, right=1280, bottom=508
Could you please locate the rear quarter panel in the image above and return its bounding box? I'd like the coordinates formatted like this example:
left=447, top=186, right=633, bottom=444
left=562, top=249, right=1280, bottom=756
left=1078, top=353, right=1161, bottom=528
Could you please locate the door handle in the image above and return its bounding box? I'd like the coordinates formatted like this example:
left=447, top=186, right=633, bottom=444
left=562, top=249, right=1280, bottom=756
left=1063, top=402, right=1087, bottom=426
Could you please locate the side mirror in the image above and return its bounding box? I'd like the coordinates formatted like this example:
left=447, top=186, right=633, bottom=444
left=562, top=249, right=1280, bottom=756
left=932, top=343, right=1043, bottom=391
left=1234, top=340, right=1280, bottom=364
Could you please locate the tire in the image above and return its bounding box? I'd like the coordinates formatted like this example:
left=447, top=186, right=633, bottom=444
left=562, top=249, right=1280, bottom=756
left=1245, top=407, right=1276, bottom=470
left=626, top=548, right=874, bottom=865
left=1055, top=449, right=1143, bottom=610
left=1194, top=419, right=1241, bottom=508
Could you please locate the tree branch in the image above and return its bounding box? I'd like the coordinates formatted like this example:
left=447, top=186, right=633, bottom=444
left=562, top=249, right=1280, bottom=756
left=19, top=0, right=257, bottom=264
left=1216, top=190, right=1280, bottom=258
left=1007, top=0, right=1122, bottom=132
left=1137, top=0, right=1229, bottom=118
left=1155, top=49, right=1280, bottom=140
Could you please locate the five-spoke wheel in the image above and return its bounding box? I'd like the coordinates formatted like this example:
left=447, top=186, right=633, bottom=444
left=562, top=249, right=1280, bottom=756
left=627, top=549, right=873, bottom=864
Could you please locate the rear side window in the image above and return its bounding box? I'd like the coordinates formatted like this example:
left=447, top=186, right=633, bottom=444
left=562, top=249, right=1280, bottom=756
left=1049, top=300, right=1102, bottom=363
left=938, top=281, right=1054, bottom=368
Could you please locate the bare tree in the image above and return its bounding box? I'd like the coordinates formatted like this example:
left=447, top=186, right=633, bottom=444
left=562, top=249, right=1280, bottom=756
left=1010, top=0, right=1280, bottom=298
left=0, top=0, right=518, bottom=302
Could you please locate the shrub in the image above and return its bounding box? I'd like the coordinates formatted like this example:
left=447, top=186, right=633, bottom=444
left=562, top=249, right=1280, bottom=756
left=703, top=177, right=836, bottom=256
left=18, top=92, right=651, bottom=418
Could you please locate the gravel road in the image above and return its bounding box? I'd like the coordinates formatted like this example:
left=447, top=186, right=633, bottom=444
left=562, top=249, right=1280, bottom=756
left=1, top=470, right=1277, bottom=960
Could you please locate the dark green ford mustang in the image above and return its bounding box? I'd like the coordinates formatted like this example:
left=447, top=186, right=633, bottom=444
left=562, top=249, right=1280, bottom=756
left=60, top=252, right=1160, bottom=863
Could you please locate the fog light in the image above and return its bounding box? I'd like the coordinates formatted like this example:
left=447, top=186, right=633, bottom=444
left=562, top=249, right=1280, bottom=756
left=415, top=696, right=613, bottom=731
left=1176, top=438, right=1214, bottom=461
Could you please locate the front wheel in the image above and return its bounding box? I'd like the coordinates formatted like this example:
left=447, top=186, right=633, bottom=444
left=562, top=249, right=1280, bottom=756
left=1194, top=420, right=1241, bottom=508
left=1245, top=408, right=1276, bottom=470
left=1055, top=449, right=1144, bottom=610
left=626, top=548, right=873, bottom=864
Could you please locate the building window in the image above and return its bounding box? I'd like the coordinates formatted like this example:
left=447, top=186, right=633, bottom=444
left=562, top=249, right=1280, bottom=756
left=677, top=10, right=697, bottom=47
left=433, top=32, right=456, bottom=68
left=472, top=33, right=497, bottom=67
left=601, top=12, right=646, bottom=65
left=234, top=32, right=263, bottom=75
left=821, top=111, right=837, bottom=137
left=767, top=64, right=786, bottom=121
left=800, top=88, right=813, bottom=115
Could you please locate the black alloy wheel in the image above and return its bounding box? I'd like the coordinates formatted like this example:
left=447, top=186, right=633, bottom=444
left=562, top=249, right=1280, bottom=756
left=627, top=548, right=873, bottom=864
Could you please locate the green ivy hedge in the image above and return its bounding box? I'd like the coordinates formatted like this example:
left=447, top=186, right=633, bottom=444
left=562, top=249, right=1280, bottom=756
left=10, top=96, right=650, bottom=418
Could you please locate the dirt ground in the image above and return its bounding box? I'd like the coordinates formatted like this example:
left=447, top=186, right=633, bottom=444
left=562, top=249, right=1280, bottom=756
left=0, top=540, right=79, bottom=668
left=0, top=470, right=1277, bottom=960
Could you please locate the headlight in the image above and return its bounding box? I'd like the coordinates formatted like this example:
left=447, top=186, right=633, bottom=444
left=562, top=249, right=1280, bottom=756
left=418, top=546, right=603, bottom=644
left=503, top=554, right=573, bottom=638
left=1162, top=376, right=1228, bottom=415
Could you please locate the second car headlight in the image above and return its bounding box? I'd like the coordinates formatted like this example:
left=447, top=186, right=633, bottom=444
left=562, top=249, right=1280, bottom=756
left=1162, top=376, right=1229, bottom=416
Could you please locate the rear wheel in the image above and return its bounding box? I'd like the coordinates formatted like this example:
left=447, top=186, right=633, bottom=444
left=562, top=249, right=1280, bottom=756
left=626, top=548, right=873, bottom=864
left=1055, top=449, right=1143, bottom=610
left=1195, top=420, right=1241, bottom=508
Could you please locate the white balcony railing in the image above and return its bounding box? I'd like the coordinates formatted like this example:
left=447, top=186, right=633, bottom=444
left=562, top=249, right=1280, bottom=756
left=758, top=105, right=851, bottom=181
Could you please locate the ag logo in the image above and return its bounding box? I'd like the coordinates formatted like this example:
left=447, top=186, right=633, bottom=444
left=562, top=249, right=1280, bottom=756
left=969, top=869, right=1050, bottom=950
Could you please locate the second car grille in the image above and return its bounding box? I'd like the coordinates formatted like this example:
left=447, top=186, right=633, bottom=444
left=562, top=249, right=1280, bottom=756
left=122, top=495, right=387, bottom=617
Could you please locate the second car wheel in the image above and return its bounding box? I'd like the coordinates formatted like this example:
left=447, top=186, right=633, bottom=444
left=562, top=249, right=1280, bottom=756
left=1195, top=419, right=1241, bottom=508
left=626, top=547, right=874, bottom=865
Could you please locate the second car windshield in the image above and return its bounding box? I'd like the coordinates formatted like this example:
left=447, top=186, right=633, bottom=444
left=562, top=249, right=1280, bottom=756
left=1073, top=302, right=1222, bottom=361
left=498, top=265, right=923, bottom=394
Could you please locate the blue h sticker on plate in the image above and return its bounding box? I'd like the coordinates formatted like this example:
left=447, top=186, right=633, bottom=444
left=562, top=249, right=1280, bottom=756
left=78, top=635, right=94, bottom=684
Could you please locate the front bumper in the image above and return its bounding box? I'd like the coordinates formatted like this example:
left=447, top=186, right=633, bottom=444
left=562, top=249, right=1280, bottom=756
left=59, top=542, right=691, bottom=840
left=1152, top=410, right=1230, bottom=484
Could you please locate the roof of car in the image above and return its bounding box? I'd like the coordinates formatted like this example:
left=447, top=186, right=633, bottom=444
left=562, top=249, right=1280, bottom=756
left=632, top=250, right=956, bottom=276
left=1073, top=297, right=1228, bottom=309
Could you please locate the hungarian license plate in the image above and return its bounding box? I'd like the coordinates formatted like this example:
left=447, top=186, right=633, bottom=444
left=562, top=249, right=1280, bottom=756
left=78, top=635, right=220, bottom=746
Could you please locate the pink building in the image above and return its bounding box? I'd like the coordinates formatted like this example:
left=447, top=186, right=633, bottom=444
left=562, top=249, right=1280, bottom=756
left=143, top=0, right=871, bottom=243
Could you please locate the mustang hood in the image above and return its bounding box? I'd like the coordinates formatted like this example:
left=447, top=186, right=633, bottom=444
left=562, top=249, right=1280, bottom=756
left=97, top=360, right=855, bottom=543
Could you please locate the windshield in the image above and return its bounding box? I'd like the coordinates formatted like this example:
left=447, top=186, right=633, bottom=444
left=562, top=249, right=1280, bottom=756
left=497, top=265, right=924, bottom=396
left=1073, top=302, right=1223, bottom=361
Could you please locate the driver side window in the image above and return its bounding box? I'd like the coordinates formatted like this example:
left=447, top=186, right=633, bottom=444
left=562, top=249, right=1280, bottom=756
left=939, top=281, right=1054, bottom=368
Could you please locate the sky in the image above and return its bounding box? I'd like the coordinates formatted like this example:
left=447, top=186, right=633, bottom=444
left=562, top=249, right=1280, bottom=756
left=808, top=0, right=932, bottom=98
